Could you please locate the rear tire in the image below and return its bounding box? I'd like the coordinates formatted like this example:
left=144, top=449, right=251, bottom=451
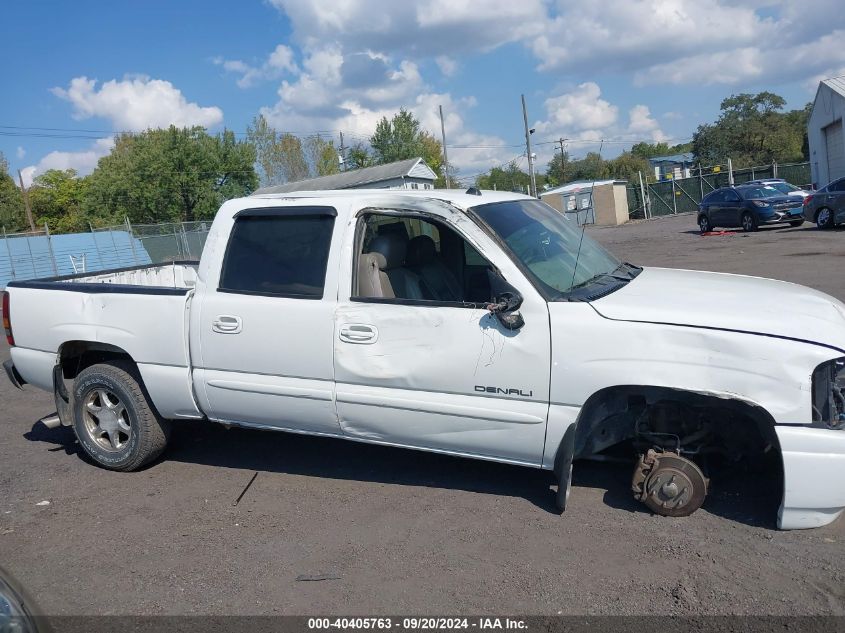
left=71, top=361, right=170, bottom=471
left=741, top=211, right=758, bottom=232
left=816, top=208, right=835, bottom=230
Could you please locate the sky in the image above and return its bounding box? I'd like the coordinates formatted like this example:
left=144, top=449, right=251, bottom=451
left=1, top=0, right=843, bottom=186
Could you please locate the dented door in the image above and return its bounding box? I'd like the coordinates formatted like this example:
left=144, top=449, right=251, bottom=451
left=333, top=203, right=552, bottom=466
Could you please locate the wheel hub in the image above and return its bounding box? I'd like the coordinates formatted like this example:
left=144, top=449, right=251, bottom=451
left=632, top=449, right=708, bottom=517
left=82, top=388, right=131, bottom=452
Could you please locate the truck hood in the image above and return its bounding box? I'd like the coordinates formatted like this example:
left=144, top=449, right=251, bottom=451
left=589, top=267, right=845, bottom=353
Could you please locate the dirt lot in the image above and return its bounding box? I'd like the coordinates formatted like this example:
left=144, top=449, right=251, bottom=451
left=1, top=214, right=844, bottom=616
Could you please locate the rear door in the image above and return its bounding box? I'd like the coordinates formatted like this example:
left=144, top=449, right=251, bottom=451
left=720, top=189, right=743, bottom=226
left=191, top=205, right=344, bottom=434
left=332, top=204, right=552, bottom=466
left=705, top=190, right=727, bottom=225
left=828, top=178, right=845, bottom=223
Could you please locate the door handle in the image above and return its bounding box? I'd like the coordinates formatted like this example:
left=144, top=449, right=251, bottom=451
left=212, top=315, right=242, bottom=334
left=339, top=323, right=378, bottom=344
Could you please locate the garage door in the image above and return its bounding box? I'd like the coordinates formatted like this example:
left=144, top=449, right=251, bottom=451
left=825, top=119, right=845, bottom=183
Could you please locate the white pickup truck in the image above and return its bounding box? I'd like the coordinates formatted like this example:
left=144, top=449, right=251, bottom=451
left=4, top=190, right=845, bottom=529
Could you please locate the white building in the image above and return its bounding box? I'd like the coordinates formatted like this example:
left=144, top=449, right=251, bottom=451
left=254, top=157, right=438, bottom=194
left=808, top=77, right=845, bottom=188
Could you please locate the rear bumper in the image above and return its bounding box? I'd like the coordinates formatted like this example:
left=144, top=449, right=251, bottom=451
left=3, top=359, right=26, bottom=389
left=777, top=425, right=845, bottom=529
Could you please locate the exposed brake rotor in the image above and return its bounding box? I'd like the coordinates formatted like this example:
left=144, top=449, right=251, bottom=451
left=632, top=449, right=708, bottom=517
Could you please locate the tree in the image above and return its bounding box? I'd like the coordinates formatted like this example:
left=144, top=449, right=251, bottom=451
left=692, top=92, right=807, bottom=167
left=28, top=169, right=90, bottom=233
left=476, top=161, right=531, bottom=193
left=246, top=114, right=309, bottom=186
left=84, top=126, right=258, bottom=224
left=545, top=150, right=571, bottom=188
left=606, top=152, right=651, bottom=183
left=0, top=152, right=24, bottom=231
left=304, top=135, right=340, bottom=178
left=369, top=109, right=449, bottom=184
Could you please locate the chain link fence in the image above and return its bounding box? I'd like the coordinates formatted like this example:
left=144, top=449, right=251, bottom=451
left=1, top=220, right=210, bottom=288
left=627, top=161, right=811, bottom=220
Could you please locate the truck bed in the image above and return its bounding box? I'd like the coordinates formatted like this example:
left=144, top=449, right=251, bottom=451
left=9, top=261, right=199, bottom=292
left=6, top=260, right=202, bottom=420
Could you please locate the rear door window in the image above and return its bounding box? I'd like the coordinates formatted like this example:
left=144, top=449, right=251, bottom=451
left=219, top=210, right=336, bottom=298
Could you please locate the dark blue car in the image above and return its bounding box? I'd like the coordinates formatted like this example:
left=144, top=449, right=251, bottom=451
left=697, top=184, right=805, bottom=233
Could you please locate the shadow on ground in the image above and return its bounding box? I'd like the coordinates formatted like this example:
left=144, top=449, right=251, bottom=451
left=24, top=418, right=783, bottom=527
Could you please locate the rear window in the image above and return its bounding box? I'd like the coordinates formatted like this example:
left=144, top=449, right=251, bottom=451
left=219, top=213, right=335, bottom=298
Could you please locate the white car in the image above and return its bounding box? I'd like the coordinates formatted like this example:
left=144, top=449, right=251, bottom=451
left=3, top=189, right=845, bottom=529
left=746, top=178, right=813, bottom=200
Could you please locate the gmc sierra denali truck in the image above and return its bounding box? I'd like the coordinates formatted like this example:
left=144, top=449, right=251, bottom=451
left=4, top=189, right=845, bottom=529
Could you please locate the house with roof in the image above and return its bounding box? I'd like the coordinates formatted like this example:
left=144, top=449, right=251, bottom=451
left=808, top=77, right=845, bottom=188
left=648, top=153, right=694, bottom=181
left=254, top=157, right=438, bottom=194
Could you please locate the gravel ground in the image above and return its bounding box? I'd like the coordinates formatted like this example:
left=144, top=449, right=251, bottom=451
left=1, top=213, right=844, bottom=616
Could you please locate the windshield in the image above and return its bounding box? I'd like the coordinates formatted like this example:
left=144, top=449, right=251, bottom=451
left=472, top=199, right=625, bottom=300
left=770, top=182, right=800, bottom=194
left=738, top=185, right=779, bottom=199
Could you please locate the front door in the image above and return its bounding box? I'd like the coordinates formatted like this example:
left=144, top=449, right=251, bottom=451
left=192, top=205, right=343, bottom=434
left=333, top=208, right=551, bottom=466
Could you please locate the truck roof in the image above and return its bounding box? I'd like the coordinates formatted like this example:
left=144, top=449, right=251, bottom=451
left=247, top=188, right=534, bottom=212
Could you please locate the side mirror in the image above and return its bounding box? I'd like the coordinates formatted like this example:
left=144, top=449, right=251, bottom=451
left=486, top=271, right=525, bottom=330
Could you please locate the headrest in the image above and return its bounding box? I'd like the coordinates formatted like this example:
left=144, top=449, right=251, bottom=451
left=368, top=233, right=407, bottom=270
left=368, top=252, right=387, bottom=271
left=406, top=235, right=437, bottom=267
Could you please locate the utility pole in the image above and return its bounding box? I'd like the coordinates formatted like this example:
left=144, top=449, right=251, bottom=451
left=521, top=94, right=537, bottom=198
left=17, top=170, right=36, bottom=233
left=439, top=104, right=450, bottom=189
left=558, top=137, right=568, bottom=184
left=338, top=132, right=346, bottom=171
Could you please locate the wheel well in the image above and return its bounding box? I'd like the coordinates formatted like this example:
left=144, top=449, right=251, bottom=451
left=58, top=341, right=137, bottom=381
left=571, top=385, right=780, bottom=461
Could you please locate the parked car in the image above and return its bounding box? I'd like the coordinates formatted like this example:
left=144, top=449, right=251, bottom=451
left=4, top=189, right=845, bottom=529
left=802, top=176, right=845, bottom=229
left=697, top=184, right=805, bottom=233
left=746, top=178, right=812, bottom=200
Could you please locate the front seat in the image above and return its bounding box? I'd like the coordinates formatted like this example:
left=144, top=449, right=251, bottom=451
left=366, top=234, right=424, bottom=300
left=357, top=252, right=393, bottom=298
left=405, top=235, right=463, bottom=301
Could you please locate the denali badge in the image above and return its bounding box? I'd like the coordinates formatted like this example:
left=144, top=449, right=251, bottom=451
left=475, top=385, right=533, bottom=397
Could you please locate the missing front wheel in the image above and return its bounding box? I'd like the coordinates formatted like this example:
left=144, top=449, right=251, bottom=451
left=632, top=449, right=709, bottom=517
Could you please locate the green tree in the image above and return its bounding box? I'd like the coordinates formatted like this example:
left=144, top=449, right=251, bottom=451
left=545, top=150, right=571, bottom=188
left=692, top=92, right=807, bottom=166
left=84, top=126, right=257, bottom=224
left=606, top=152, right=651, bottom=183
left=0, top=152, right=24, bottom=231
left=246, top=114, right=310, bottom=186
left=369, top=109, right=448, bottom=184
left=476, top=161, right=531, bottom=193
left=28, top=169, right=90, bottom=233
left=304, top=134, right=340, bottom=177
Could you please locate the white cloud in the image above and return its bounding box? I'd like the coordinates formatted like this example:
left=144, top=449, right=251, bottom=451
left=627, top=105, right=668, bottom=142
left=19, top=137, right=114, bottom=187
left=435, top=56, right=458, bottom=77
left=15, top=147, right=25, bottom=159
left=533, top=84, right=668, bottom=159
left=215, top=44, right=298, bottom=88
left=52, top=76, right=223, bottom=131
left=534, top=83, right=619, bottom=135
left=265, top=0, right=844, bottom=90
left=268, top=0, right=545, bottom=56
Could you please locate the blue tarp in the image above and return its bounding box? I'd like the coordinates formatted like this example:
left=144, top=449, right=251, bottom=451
left=0, top=230, right=152, bottom=288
